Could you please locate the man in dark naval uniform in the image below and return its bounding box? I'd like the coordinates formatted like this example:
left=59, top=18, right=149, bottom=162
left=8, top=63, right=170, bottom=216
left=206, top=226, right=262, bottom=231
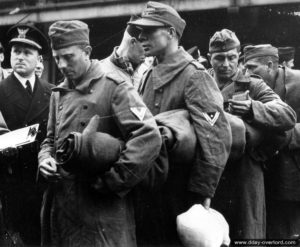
left=0, top=23, right=53, bottom=245
left=207, top=29, right=296, bottom=241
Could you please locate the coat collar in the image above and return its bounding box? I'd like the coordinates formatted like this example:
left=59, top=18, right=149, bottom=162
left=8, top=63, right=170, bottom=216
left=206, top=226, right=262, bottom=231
left=150, top=47, right=193, bottom=90
left=53, top=59, right=104, bottom=94
left=109, top=47, right=134, bottom=76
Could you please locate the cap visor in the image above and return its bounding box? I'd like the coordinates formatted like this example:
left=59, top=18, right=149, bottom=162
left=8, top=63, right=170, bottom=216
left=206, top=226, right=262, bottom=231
left=128, top=18, right=165, bottom=27
left=10, top=38, right=41, bottom=50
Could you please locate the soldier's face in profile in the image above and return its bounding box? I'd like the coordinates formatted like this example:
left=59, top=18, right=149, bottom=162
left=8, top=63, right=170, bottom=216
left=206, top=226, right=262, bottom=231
left=11, top=44, right=39, bottom=77
left=209, top=48, right=239, bottom=80
left=52, top=45, right=90, bottom=82
left=244, top=58, right=271, bottom=85
left=138, top=26, right=170, bottom=57
left=128, top=38, right=145, bottom=67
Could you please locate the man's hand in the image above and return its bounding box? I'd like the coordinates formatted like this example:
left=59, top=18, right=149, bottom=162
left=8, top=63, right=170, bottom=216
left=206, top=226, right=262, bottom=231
left=228, top=91, right=252, bottom=117
left=39, top=157, right=61, bottom=180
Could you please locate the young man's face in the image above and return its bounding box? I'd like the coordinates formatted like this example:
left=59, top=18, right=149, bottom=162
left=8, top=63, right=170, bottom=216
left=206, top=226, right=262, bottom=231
left=52, top=45, right=90, bottom=82
left=128, top=38, right=145, bottom=67
left=138, top=26, right=170, bottom=57
left=209, top=48, right=239, bottom=81
left=10, top=44, right=39, bottom=77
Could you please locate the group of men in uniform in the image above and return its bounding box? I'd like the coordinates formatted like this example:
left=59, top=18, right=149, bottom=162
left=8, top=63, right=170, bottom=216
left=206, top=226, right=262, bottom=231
left=0, top=1, right=298, bottom=246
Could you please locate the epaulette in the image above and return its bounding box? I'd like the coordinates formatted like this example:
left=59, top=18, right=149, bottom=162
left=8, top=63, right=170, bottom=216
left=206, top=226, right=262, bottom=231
left=189, top=60, right=205, bottom=70
left=106, top=71, right=126, bottom=85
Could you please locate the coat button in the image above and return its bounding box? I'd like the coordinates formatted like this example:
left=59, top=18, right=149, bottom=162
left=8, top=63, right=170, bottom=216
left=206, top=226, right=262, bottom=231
left=81, top=122, right=86, bottom=127
left=89, top=89, right=94, bottom=94
left=155, top=103, right=159, bottom=108
left=58, top=105, right=63, bottom=110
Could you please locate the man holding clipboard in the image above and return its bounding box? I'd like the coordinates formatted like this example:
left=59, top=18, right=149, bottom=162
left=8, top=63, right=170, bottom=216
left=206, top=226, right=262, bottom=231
left=0, top=23, right=53, bottom=245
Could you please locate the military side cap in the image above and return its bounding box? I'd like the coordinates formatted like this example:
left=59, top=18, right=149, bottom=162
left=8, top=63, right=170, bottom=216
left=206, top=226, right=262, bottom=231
left=278, top=46, right=295, bottom=62
left=48, top=20, right=90, bottom=50
left=128, top=1, right=186, bottom=37
left=126, top=15, right=141, bottom=39
left=7, top=23, right=49, bottom=54
left=244, top=44, right=278, bottom=62
left=209, top=29, right=240, bottom=53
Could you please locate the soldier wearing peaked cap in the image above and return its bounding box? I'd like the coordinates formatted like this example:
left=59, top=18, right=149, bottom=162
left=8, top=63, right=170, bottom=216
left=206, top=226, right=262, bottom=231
left=207, top=29, right=296, bottom=241
left=130, top=2, right=232, bottom=246
left=278, top=46, right=295, bottom=68
left=244, top=44, right=300, bottom=240
left=38, top=20, right=161, bottom=246
left=0, top=23, right=54, bottom=245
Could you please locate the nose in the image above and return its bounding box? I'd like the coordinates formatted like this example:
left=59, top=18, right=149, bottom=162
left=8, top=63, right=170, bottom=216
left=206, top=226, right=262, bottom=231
left=222, top=58, right=229, bottom=67
left=57, top=58, right=67, bottom=69
left=16, top=52, right=24, bottom=60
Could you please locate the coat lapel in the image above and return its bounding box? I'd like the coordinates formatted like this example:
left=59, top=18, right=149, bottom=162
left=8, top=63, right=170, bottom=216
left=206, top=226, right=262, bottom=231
left=4, top=73, right=30, bottom=112
left=24, top=77, right=51, bottom=124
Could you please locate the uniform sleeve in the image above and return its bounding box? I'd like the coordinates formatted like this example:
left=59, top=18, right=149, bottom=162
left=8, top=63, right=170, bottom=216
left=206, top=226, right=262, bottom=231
left=103, top=82, right=162, bottom=197
left=288, top=123, right=300, bottom=150
left=38, top=93, right=56, bottom=162
left=184, top=70, right=232, bottom=198
left=248, top=79, right=296, bottom=131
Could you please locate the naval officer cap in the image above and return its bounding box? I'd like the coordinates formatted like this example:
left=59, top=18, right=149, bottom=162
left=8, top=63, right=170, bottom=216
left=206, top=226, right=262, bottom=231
left=48, top=20, right=90, bottom=50
left=7, top=23, right=49, bottom=54
left=128, top=1, right=186, bottom=38
left=209, top=29, right=240, bottom=53
left=244, top=44, right=278, bottom=62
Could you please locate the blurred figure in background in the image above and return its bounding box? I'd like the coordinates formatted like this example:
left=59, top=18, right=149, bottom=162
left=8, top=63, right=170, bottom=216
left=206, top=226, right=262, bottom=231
left=187, top=46, right=209, bottom=68
left=35, top=55, right=44, bottom=78
left=278, top=46, right=295, bottom=68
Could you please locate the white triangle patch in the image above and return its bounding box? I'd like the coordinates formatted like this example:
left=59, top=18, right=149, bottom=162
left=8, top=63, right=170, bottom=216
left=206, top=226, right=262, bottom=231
left=130, top=107, right=147, bottom=121
left=202, top=111, right=220, bottom=126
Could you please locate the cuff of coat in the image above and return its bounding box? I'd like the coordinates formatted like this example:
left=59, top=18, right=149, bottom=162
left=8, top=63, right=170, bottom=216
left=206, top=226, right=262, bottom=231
left=188, top=159, right=224, bottom=198
left=38, top=149, right=54, bottom=164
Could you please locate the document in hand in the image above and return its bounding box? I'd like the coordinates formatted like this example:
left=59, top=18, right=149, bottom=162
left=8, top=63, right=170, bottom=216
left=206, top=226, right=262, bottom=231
left=0, top=124, right=39, bottom=150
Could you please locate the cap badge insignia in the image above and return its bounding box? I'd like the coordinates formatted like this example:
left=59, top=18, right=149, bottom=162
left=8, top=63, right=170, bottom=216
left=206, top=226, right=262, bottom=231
left=17, top=28, right=29, bottom=39
left=143, top=8, right=156, bottom=16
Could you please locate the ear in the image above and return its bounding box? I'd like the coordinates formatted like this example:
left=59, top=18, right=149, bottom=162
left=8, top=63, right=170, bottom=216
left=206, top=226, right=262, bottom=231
left=168, top=27, right=176, bottom=38
left=267, top=60, right=273, bottom=71
left=130, top=37, right=137, bottom=45
left=84, top=46, right=92, bottom=57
